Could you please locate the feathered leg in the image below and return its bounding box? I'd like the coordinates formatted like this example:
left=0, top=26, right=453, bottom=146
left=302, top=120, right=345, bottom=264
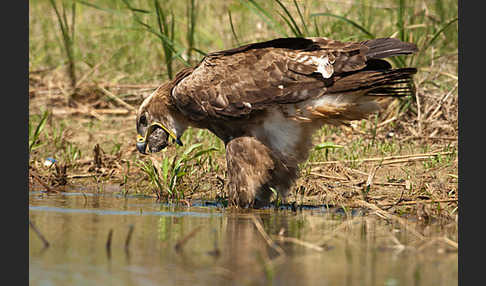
left=226, top=137, right=273, bottom=207
left=226, top=136, right=298, bottom=208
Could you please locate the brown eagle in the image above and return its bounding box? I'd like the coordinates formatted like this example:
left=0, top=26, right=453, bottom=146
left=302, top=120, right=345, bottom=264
left=136, top=37, right=417, bottom=208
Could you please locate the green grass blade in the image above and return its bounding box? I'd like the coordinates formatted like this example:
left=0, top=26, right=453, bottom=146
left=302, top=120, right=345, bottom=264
left=435, top=0, right=446, bottom=23
left=277, top=11, right=300, bottom=37
left=275, top=0, right=302, bottom=36
left=240, top=0, right=288, bottom=37
left=154, top=0, right=165, bottom=38
left=62, top=1, right=69, bottom=36
left=313, top=18, right=320, bottom=36
left=415, top=17, right=458, bottom=67
left=49, top=0, right=66, bottom=35
left=154, top=0, right=173, bottom=78
left=170, top=10, right=175, bottom=43
left=49, top=0, right=76, bottom=87
left=29, top=110, right=49, bottom=153
left=119, top=0, right=190, bottom=73
left=293, top=0, right=309, bottom=36
left=120, top=0, right=151, bottom=14
left=75, top=0, right=122, bottom=14
left=182, top=143, right=203, bottom=158
left=228, top=10, right=240, bottom=46
left=162, top=157, right=169, bottom=182
left=71, top=2, right=76, bottom=42
left=397, top=0, right=405, bottom=42
left=188, top=147, right=218, bottom=162
left=191, top=47, right=207, bottom=57
left=314, top=142, right=344, bottom=151
left=311, top=12, right=375, bottom=39
left=186, top=0, right=197, bottom=63
left=424, top=17, right=458, bottom=51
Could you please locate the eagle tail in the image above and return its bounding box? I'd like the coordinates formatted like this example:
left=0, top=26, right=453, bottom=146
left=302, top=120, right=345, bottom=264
left=363, top=67, right=417, bottom=97
left=305, top=68, right=417, bottom=122
left=328, top=67, right=417, bottom=97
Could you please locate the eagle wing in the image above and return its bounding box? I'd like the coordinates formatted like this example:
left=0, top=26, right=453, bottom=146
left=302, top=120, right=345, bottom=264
left=170, top=37, right=398, bottom=121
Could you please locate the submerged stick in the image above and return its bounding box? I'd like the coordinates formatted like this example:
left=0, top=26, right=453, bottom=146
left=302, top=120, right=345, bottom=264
left=441, top=236, right=458, bottom=249
left=251, top=216, right=285, bottom=257
left=125, top=225, right=134, bottom=253
left=277, top=236, right=324, bottom=252
left=106, top=229, right=113, bottom=259
left=175, top=226, right=202, bottom=252
left=355, top=200, right=425, bottom=241
left=318, top=215, right=363, bottom=246
left=207, top=229, right=221, bottom=258
left=416, top=235, right=458, bottom=251
left=29, top=220, right=50, bottom=248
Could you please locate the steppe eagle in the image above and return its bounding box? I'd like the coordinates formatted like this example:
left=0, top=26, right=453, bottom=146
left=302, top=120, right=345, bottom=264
left=136, top=37, right=417, bottom=208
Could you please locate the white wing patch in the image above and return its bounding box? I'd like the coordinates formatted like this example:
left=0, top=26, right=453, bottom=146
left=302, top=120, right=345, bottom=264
left=293, top=54, right=335, bottom=79
left=314, top=56, right=334, bottom=78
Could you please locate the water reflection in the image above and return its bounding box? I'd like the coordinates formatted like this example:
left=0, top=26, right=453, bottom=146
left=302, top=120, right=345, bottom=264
left=29, top=191, right=457, bottom=286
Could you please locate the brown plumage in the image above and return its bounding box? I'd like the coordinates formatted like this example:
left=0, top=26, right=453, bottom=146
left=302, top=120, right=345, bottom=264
left=136, top=37, right=418, bottom=208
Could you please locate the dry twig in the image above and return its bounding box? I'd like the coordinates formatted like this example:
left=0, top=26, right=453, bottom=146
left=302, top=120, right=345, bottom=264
left=29, top=170, right=58, bottom=193
left=309, top=152, right=453, bottom=166
left=427, top=82, right=458, bottom=119
left=309, top=172, right=348, bottom=181
left=98, top=85, right=136, bottom=111
left=378, top=198, right=457, bottom=207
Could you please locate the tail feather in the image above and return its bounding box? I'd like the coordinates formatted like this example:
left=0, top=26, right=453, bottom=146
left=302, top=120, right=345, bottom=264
left=328, top=67, right=417, bottom=97
left=361, top=38, right=418, bottom=59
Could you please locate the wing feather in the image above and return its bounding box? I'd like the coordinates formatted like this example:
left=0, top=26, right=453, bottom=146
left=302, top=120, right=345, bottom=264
left=170, top=37, right=416, bottom=121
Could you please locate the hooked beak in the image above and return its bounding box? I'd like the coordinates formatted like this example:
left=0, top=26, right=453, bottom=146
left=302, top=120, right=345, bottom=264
left=136, top=134, right=148, bottom=154
left=136, top=122, right=183, bottom=155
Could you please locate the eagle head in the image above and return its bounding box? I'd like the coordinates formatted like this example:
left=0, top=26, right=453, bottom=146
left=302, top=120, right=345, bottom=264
left=135, top=84, right=184, bottom=155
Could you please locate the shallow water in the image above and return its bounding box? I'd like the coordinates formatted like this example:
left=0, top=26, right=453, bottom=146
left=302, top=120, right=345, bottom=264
left=29, top=190, right=457, bottom=286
